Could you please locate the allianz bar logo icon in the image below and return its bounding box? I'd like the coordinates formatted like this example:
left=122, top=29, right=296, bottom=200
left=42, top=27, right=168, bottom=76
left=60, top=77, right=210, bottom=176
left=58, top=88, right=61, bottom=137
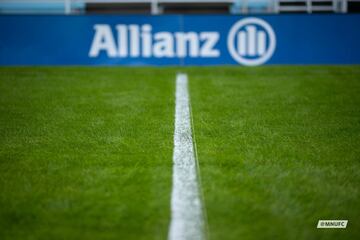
left=237, top=25, right=266, bottom=57
left=227, top=18, right=276, bottom=66
left=88, top=17, right=276, bottom=66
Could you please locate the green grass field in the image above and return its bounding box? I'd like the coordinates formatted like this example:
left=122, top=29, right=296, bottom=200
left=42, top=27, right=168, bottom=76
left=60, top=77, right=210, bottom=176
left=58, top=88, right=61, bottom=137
left=1, top=66, right=359, bottom=240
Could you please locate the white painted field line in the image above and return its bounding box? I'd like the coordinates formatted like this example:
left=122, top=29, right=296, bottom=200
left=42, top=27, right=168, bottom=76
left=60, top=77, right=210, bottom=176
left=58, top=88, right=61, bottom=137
left=168, top=73, right=205, bottom=240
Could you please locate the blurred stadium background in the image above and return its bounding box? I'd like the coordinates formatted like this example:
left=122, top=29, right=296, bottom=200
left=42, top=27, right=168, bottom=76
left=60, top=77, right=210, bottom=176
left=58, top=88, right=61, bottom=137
left=0, top=0, right=360, bottom=14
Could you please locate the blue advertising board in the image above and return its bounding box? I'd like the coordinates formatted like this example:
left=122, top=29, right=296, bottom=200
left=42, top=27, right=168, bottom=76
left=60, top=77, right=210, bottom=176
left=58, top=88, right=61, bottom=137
left=0, top=14, right=360, bottom=66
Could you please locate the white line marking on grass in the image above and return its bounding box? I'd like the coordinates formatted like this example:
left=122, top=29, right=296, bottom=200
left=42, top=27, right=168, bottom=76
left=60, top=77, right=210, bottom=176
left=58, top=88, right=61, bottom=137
left=169, top=73, right=205, bottom=240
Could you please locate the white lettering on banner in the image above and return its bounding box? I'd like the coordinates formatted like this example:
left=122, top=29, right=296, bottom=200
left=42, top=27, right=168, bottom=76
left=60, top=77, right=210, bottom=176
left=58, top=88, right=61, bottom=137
left=153, top=32, right=175, bottom=57
left=88, top=18, right=276, bottom=66
left=200, top=32, right=220, bottom=57
left=175, top=32, right=199, bottom=58
left=89, top=24, right=117, bottom=57
left=116, top=25, right=128, bottom=57
left=89, top=24, right=220, bottom=58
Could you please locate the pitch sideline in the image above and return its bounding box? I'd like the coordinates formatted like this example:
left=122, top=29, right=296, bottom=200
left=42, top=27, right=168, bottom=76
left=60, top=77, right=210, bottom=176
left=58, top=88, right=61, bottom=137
left=168, top=73, right=205, bottom=240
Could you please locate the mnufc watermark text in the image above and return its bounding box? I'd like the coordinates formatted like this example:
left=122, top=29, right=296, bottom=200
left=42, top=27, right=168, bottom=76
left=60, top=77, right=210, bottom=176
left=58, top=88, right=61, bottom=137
left=89, top=24, right=220, bottom=58
left=317, top=220, right=348, bottom=228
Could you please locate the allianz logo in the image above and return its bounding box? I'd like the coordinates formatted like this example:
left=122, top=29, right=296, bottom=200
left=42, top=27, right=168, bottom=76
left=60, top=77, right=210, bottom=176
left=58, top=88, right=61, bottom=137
left=89, top=24, right=220, bottom=58
left=227, top=18, right=276, bottom=66
left=89, top=18, right=276, bottom=66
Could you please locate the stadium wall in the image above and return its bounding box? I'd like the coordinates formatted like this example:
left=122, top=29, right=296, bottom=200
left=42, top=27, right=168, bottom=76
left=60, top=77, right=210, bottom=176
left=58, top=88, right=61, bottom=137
left=1, top=14, right=360, bottom=66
